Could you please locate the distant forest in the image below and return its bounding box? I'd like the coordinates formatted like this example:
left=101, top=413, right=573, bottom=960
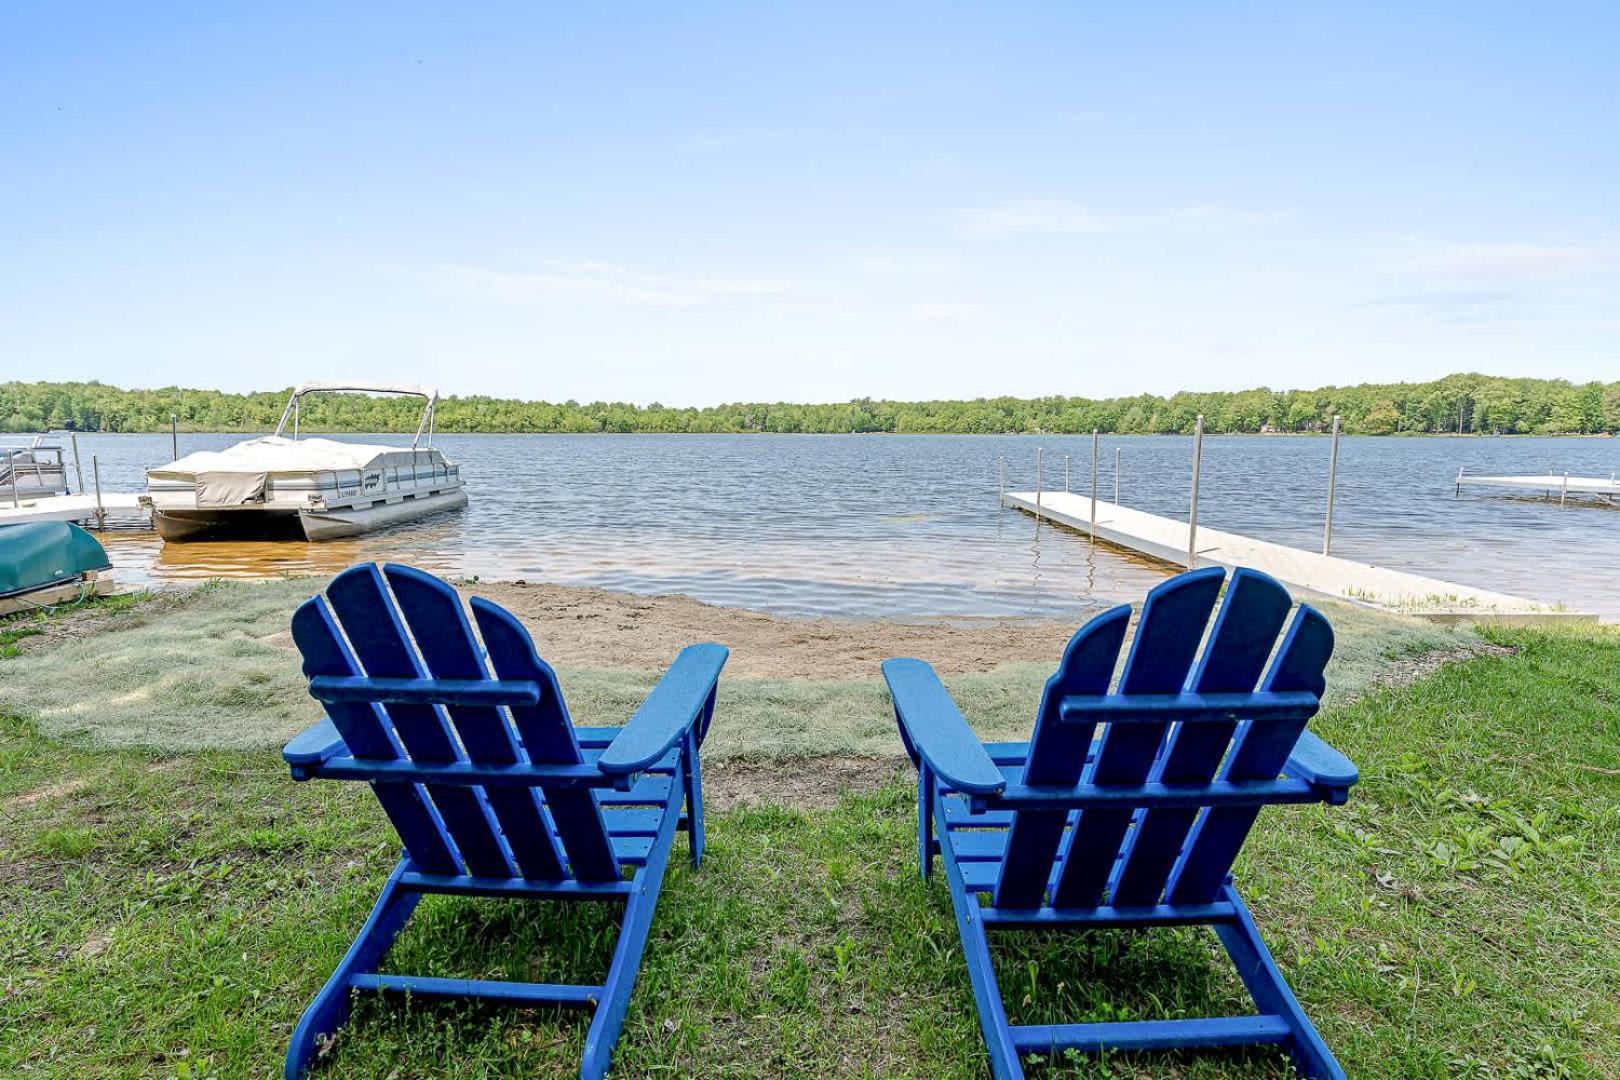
left=3, top=374, right=1618, bottom=437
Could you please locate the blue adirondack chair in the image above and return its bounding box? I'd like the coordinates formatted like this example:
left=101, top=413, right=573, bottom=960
left=280, top=563, right=727, bottom=1079
left=884, top=566, right=1358, bottom=1079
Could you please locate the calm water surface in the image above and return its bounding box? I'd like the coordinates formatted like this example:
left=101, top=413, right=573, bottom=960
left=71, top=432, right=1620, bottom=621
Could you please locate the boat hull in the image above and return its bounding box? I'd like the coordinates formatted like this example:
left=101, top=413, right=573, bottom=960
left=153, top=489, right=467, bottom=542
left=152, top=508, right=305, bottom=542
left=297, top=488, right=468, bottom=540
left=0, top=521, right=113, bottom=597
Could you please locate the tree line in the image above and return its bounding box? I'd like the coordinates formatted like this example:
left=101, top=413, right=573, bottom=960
left=3, top=373, right=1617, bottom=436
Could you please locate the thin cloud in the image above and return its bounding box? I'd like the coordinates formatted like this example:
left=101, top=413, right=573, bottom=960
left=909, top=301, right=988, bottom=322
left=438, top=261, right=793, bottom=309
left=960, top=200, right=1116, bottom=234
left=1393, top=242, right=1612, bottom=280
left=1364, top=289, right=1519, bottom=324
left=956, top=199, right=1281, bottom=235
left=847, top=249, right=964, bottom=275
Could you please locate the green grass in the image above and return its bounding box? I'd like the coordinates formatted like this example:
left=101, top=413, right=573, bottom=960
left=1, top=623, right=1616, bottom=1077
left=0, top=589, right=149, bottom=659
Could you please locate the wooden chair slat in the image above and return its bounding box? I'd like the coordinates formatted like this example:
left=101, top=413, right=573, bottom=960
left=473, top=598, right=620, bottom=883
left=290, top=595, right=457, bottom=875
left=992, top=604, right=1128, bottom=908
left=1051, top=567, right=1225, bottom=908
left=324, top=564, right=512, bottom=879
left=1168, top=605, right=1334, bottom=905
left=384, top=564, right=564, bottom=882
left=1112, top=568, right=1293, bottom=905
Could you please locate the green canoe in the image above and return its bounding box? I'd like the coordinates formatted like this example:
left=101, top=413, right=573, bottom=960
left=0, top=522, right=112, bottom=599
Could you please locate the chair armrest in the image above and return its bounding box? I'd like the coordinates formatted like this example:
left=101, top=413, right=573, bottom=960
left=283, top=719, right=347, bottom=779
left=882, top=658, right=1004, bottom=796
left=598, top=643, right=729, bottom=775
left=1284, top=730, right=1359, bottom=800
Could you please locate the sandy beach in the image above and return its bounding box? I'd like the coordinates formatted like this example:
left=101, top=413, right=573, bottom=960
left=470, top=580, right=1080, bottom=678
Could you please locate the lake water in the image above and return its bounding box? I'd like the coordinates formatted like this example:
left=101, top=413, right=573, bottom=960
left=65, top=432, right=1620, bottom=621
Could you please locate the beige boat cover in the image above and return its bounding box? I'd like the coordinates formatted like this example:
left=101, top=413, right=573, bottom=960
left=193, top=470, right=268, bottom=506
left=148, top=436, right=395, bottom=479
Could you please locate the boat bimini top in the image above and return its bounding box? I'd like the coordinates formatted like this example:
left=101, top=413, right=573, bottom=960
left=275, top=382, right=442, bottom=448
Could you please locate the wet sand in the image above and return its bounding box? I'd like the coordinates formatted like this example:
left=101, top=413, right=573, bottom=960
left=471, top=580, right=1079, bottom=679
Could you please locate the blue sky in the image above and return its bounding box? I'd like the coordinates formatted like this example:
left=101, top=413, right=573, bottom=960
left=3, top=3, right=1616, bottom=405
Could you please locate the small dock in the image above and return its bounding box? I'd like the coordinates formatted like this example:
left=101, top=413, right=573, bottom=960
left=1006, top=491, right=1592, bottom=624
left=1455, top=469, right=1619, bottom=504
left=0, top=493, right=150, bottom=528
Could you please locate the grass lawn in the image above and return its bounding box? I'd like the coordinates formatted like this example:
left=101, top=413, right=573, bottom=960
left=1, top=603, right=1617, bottom=1076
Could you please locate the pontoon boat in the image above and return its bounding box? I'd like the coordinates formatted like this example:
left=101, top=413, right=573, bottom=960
left=142, top=382, right=467, bottom=541
left=1, top=436, right=72, bottom=501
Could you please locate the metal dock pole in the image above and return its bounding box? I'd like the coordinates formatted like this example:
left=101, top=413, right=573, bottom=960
left=1089, top=429, right=1099, bottom=540
left=1455, top=466, right=1464, bottom=497
left=1323, top=414, right=1341, bottom=556
left=1187, top=415, right=1204, bottom=568
left=1064, top=454, right=1071, bottom=493
left=997, top=456, right=1006, bottom=507
left=1560, top=472, right=1569, bottom=507
left=1034, top=448, right=1044, bottom=522
left=1114, top=446, right=1121, bottom=505
left=171, top=414, right=179, bottom=462
left=71, top=432, right=85, bottom=494
left=92, top=455, right=105, bottom=529
left=7, top=458, right=17, bottom=509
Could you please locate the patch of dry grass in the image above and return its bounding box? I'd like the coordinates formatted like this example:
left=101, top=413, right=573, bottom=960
left=0, top=577, right=1488, bottom=755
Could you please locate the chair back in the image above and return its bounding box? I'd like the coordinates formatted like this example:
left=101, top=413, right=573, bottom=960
left=994, top=567, right=1333, bottom=910
left=291, top=563, right=619, bottom=883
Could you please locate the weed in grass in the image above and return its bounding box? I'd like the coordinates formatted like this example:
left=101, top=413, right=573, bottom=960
left=0, top=619, right=46, bottom=659
left=32, top=824, right=98, bottom=858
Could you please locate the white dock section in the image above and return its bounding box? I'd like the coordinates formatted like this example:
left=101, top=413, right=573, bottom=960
left=1006, top=491, right=1592, bottom=624
left=1456, top=471, right=1619, bottom=501
left=0, top=493, right=150, bottom=528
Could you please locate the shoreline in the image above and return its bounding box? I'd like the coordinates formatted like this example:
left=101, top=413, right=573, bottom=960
left=19, top=428, right=1617, bottom=438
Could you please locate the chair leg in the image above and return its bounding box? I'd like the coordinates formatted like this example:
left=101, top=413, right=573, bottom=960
left=285, top=860, right=420, bottom=1079
left=680, top=728, right=705, bottom=869
left=935, top=792, right=1023, bottom=1079
left=579, top=764, right=686, bottom=1080
left=1215, top=884, right=1347, bottom=1080
left=917, top=766, right=935, bottom=880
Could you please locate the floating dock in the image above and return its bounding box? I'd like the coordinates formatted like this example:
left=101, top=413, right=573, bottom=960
left=0, top=493, right=150, bottom=528
left=1455, top=469, right=1618, bottom=504
left=1006, top=491, right=1592, bottom=625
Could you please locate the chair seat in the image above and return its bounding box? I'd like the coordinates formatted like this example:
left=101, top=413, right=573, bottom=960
left=433, top=754, right=686, bottom=876
left=942, top=738, right=1088, bottom=895
left=941, top=795, right=1143, bottom=896
left=383, top=729, right=688, bottom=877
